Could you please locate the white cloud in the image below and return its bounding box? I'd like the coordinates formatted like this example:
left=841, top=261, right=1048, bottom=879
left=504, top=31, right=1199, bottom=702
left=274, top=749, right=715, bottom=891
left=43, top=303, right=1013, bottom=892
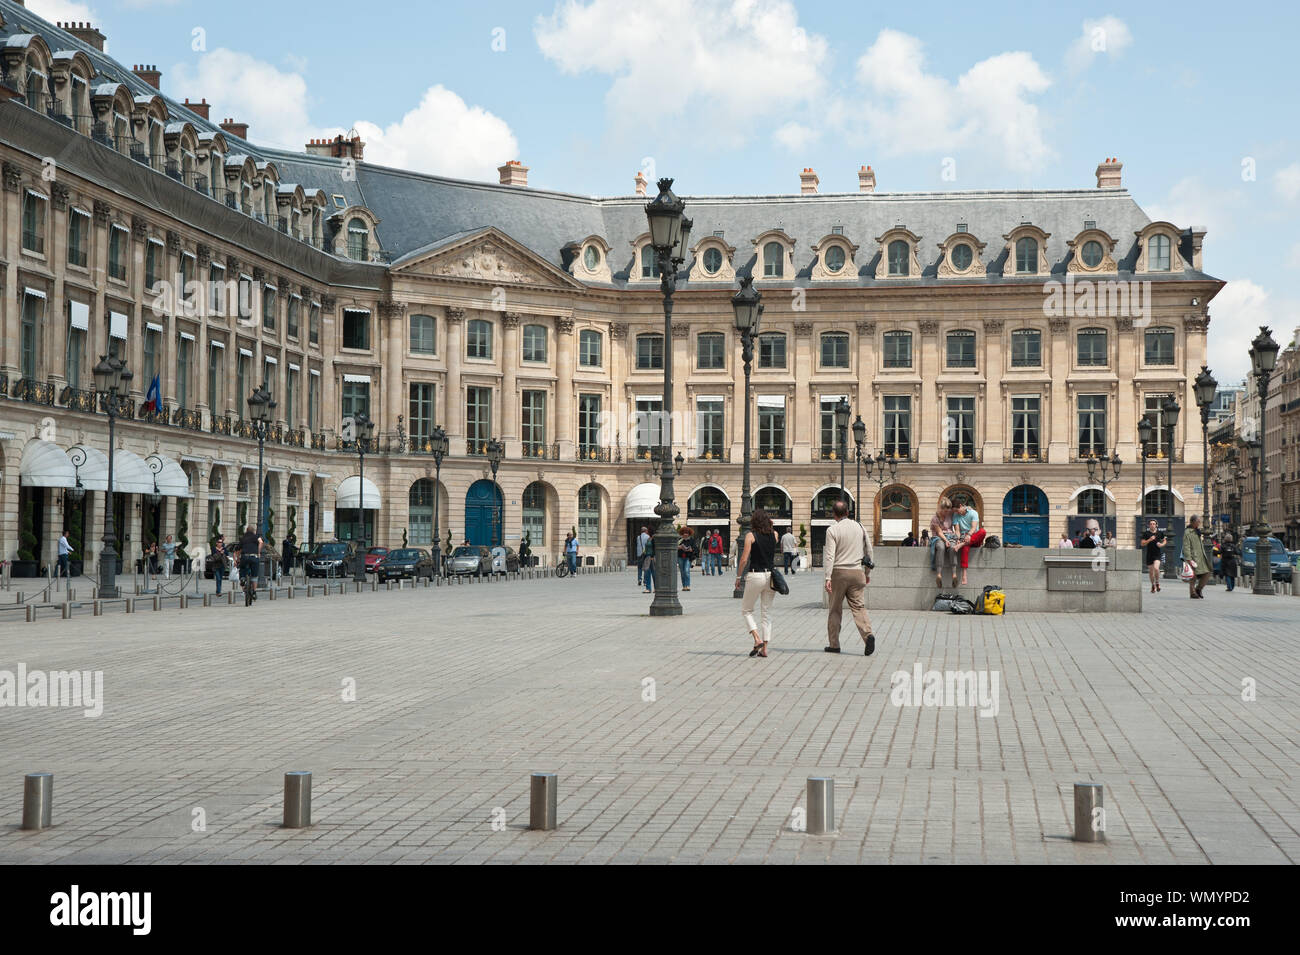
left=849, top=30, right=1053, bottom=174
left=1207, top=280, right=1289, bottom=385
left=26, top=0, right=98, bottom=24
left=170, top=48, right=314, bottom=151
left=1275, top=162, right=1300, bottom=202
left=535, top=0, right=829, bottom=149
left=773, top=122, right=816, bottom=152
left=1147, top=176, right=1245, bottom=244
left=352, top=86, right=518, bottom=180
left=1066, top=16, right=1133, bottom=74
left=1287, top=243, right=1300, bottom=270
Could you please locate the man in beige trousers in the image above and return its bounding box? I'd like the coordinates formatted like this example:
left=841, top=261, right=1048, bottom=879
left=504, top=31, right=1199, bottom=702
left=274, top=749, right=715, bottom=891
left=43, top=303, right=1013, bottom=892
left=823, top=500, right=876, bottom=656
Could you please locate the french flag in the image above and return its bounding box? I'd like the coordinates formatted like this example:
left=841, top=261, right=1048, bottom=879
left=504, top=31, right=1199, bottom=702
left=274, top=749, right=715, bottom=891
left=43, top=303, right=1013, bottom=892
left=143, top=373, right=161, bottom=413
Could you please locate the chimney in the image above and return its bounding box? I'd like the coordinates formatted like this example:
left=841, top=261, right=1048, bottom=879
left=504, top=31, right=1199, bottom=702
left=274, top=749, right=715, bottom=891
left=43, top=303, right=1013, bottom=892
left=305, top=135, right=364, bottom=161
left=634, top=170, right=648, bottom=197
left=220, top=118, right=249, bottom=140
left=498, top=160, right=529, bottom=187
left=132, top=65, right=161, bottom=90
left=57, top=22, right=107, bottom=52
left=1095, top=157, right=1123, bottom=189
left=858, top=164, right=876, bottom=193
left=800, top=167, right=819, bottom=195
left=183, top=98, right=210, bottom=120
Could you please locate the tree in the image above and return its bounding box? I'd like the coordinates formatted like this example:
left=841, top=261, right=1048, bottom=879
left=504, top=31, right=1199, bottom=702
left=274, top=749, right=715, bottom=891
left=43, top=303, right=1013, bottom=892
left=265, top=505, right=275, bottom=550
left=176, top=500, right=190, bottom=563
left=209, top=502, right=222, bottom=550
left=401, top=527, right=408, bottom=547
left=797, top=523, right=808, bottom=549
left=17, top=497, right=37, bottom=562
left=236, top=500, right=248, bottom=534
left=287, top=505, right=297, bottom=543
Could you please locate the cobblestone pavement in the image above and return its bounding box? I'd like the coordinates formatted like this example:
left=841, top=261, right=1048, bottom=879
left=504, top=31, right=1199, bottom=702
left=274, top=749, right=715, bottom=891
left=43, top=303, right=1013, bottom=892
left=0, top=568, right=1295, bottom=864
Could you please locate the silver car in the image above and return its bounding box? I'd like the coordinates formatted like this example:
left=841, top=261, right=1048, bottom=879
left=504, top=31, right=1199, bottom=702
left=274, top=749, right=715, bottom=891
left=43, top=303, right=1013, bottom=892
left=447, top=545, right=492, bottom=577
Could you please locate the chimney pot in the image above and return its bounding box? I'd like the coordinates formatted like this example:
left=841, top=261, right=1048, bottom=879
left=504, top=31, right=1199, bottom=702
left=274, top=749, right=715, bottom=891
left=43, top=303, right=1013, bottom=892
left=60, top=21, right=107, bottom=51
left=800, top=167, right=819, bottom=195
left=498, top=160, right=529, bottom=187
left=1095, top=157, right=1123, bottom=189
left=634, top=170, right=648, bottom=197
left=132, top=64, right=162, bottom=90
left=858, top=164, right=877, bottom=193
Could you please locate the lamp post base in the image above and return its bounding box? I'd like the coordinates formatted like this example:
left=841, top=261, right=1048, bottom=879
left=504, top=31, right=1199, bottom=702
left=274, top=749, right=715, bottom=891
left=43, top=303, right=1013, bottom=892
left=648, top=598, right=683, bottom=617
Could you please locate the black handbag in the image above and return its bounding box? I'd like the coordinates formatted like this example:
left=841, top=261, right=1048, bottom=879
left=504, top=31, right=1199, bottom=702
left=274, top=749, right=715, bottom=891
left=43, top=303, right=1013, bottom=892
left=768, top=567, right=789, bottom=595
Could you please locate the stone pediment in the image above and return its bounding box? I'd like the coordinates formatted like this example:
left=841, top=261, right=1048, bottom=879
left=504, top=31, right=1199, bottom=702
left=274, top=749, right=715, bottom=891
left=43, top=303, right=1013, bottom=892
left=392, top=227, right=582, bottom=290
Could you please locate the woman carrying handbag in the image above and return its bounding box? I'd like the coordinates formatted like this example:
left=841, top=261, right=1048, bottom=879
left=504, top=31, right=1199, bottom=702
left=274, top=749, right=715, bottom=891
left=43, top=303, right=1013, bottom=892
left=736, top=508, right=780, bottom=658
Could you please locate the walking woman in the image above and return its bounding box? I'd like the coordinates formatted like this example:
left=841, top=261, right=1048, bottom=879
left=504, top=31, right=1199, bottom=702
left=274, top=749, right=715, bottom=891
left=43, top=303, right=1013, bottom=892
left=676, top=526, right=696, bottom=591
left=1220, top=533, right=1240, bottom=592
left=736, top=507, right=779, bottom=658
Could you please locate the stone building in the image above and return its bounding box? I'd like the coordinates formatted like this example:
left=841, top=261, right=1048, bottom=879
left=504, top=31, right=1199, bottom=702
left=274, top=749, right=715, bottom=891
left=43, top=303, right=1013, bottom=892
left=0, top=3, right=1225, bottom=576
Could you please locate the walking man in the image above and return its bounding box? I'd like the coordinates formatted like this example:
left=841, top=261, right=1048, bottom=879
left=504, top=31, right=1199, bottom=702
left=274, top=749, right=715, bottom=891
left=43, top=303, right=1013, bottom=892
left=636, top=525, right=651, bottom=586
left=780, top=526, right=798, bottom=575
left=823, top=500, right=876, bottom=656
left=1182, top=514, right=1212, bottom=599
left=57, top=529, right=73, bottom=578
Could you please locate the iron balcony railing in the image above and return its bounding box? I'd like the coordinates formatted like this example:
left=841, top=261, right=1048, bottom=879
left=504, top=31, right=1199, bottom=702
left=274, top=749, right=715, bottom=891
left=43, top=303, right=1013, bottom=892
left=59, top=385, right=98, bottom=413
left=285, top=428, right=306, bottom=448
left=311, top=432, right=327, bottom=451
left=211, top=414, right=233, bottom=436
left=940, top=447, right=983, bottom=463
left=695, top=448, right=729, bottom=462
left=11, top=378, right=54, bottom=404
left=754, top=447, right=791, bottom=462
left=521, top=442, right=561, bottom=460
left=172, top=407, right=203, bottom=431
left=137, top=403, right=169, bottom=425
left=577, top=446, right=621, bottom=463
left=1005, top=447, right=1046, bottom=463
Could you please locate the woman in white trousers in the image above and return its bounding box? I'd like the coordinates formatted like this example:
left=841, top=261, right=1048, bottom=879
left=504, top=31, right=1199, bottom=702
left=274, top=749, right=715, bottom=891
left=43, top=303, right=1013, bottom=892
left=736, top=508, right=779, bottom=658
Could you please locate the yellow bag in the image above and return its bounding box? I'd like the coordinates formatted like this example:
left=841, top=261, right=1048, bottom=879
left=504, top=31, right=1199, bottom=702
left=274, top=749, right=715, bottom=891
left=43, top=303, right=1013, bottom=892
left=979, top=587, right=1006, bottom=615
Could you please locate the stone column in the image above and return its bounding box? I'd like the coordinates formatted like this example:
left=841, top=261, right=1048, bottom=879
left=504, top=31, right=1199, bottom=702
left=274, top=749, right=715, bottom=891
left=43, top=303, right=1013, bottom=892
left=1, top=162, right=21, bottom=378
left=129, top=217, right=148, bottom=404
left=609, top=323, right=628, bottom=455
left=381, top=301, right=406, bottom=442
left=555, top=315, right=575, bottom=458
left=445, top=307, right=464, bottom=453
left=319, top=294, right=338, bottom=441
left=917, top=320, right=939, bottom=463
left=671, top=322, right=689, bottom=452
left=792, top=322, right=813, bottom=463
left=983, top=319, right=1005, bottom=458
left=1048, top=318, right=1071, bottom=463
left=502, top=312, right=521, bottom=455
left=48, top=183, right=71, bottom=393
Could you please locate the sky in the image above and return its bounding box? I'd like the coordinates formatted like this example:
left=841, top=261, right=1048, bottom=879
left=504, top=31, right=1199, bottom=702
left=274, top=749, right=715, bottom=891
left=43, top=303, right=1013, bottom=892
left=23, top=0, right=1300, bottom=386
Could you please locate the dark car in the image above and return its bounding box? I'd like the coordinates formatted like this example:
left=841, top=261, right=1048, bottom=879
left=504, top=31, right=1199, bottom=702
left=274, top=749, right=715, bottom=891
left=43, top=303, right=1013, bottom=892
left=376, top=548, right=436, bottom=582
left=447, top=545, right=492, bottom=577
left=304, top=541, right=357, bottom=578
left=363, top=546, right=389, bottom=574
left=1239, top=537, right=1294, bottom=582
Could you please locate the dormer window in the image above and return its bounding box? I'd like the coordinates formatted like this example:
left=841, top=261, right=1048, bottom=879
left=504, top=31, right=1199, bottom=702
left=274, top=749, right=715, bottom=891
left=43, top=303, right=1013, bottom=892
left=950, top=243, right=972, bottom=271
left=875, top=228, right=921, bottom=280
left=1066, top=228, right=1117, bottom=275
left=1134, top=223, right=1185, bottom=274
left=1003, top=224, right=1051, bottom=277
left=1015, top=237, right=1038, bottom=274
left=1080, top=241, right=1103, bottom=268
left=583, top=245, right=600, bottom=271
left=640, top=245, right=659, bottom=279
left=888, top=240, right=909, bottom=276
left=811, top=234, right=858, bottom=280
left=937, top=231, right=986, bottom=278
left=753, top=230, right=795, bottom=282
left=763, top=242, right=783, bottom=278
left=703, top=248, right=722, bottom=274
left=688, top=236, right=736, bottom=283
left=347, top=217, right=368, bottom=260
left=1148, top=235, right=1171, bottom=271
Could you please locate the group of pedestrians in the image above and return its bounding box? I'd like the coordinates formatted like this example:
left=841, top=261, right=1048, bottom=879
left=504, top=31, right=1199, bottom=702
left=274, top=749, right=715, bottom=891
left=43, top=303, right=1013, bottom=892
left=635, top=525, right=730, bottom=593
left=927, top=497, right=983, bottom=588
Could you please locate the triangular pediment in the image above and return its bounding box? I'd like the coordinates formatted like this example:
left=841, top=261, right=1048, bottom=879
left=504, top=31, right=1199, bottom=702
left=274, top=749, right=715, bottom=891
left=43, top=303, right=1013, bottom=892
left=391, top=227, right=583, bottom=290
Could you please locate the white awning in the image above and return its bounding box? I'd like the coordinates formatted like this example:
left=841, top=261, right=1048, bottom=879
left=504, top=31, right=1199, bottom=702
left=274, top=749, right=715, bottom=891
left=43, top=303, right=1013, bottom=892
left=150, top=455, right=194, bottom=498
left=69, top=300, right=90, bottom=331
left=20, top=440, right=74, bottom=488
left=1069, top=483, right=1116, bottom=503
left=67, top=445, right=109, bottom=491
left=110, top=311, right=128, bottom=339
left=757, top=394, right=785, bottom=408
left=24, top=287, right=47, bottom=300
left=336, top=476, right=381, bottom=509
left=343, top=373, right=370, bottom=384
left=623, top=482, right=661, bottom=520
left=108, top=449, right=155, bottom=494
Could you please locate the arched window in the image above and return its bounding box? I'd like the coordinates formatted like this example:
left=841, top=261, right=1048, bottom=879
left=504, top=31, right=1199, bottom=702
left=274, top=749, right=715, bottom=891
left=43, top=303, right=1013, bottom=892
left=1015, top=237, right=1038, bottom=274
left=347, top=218, right=368, bottom=260
left=410, top=314, right=435, bottom=354
left=522, top=482, right=547, bottom=551
left=579, top=329, right=602, bottom=368
left=409, top=479, right=435, bottom=545
left=1148, top=234, right=1171, bottom=271
left=688, top=486, right=731, bottom=519
left=888, top=239, right=910, bottom=276
left=640, top=245, right=659, bottom=279
left=578, top=483, right=601, bottom=546
left=753, top=486, right=792, bottom=519
left=25, top=67, right=43, bottom=111
left=1077, top=489, right=1106, bottom=515
left=467, top=319, right=493, bottom=359
left=1144, top=489, right=1173, bottom=516
left=763, top=241, right=784, bottom=278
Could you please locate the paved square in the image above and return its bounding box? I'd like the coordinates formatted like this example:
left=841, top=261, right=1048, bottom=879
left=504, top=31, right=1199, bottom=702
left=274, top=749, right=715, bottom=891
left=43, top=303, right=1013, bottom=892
left=0, top=571, right=1296, bottom=864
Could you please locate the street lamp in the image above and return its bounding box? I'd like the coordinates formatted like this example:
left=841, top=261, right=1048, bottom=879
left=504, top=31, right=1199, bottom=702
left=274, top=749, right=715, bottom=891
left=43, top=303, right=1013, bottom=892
left=1084, top=451, right=1122, bottom=561
left=429, top=425, right=448, bottom=576
left=645, top=178, right=688, bottom=617
left=93, top=355, right=132, bottom=597
left=1194, top=365, right=1218, bottom=522
left=864, top=451, right=899, bottom=541
left=346, top=409, right=374, bottom=582
left=731, top=277, right=762, bottom=599
left=852, top=415, right=867, bottom=520
left=486, top=437, right=504, bottom=547
left=1138, top=413, right=1154, bottom=543
left=1249, top=326, right=1279, bottom=595
left=248, top=382, right=276, bottom=587
left=1161, top=397, right=1180, bottom=580
left=835, top=399, right=851, bottom=507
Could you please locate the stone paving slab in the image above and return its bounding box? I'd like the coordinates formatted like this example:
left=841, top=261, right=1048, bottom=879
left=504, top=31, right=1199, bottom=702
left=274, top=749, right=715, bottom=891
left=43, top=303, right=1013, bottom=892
left=0, top=567, right=1294, bottom=864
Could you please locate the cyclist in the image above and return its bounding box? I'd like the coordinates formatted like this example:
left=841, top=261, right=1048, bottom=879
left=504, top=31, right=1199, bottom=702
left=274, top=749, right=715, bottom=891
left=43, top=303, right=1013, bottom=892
left=237, top=523, right=263, bottom=603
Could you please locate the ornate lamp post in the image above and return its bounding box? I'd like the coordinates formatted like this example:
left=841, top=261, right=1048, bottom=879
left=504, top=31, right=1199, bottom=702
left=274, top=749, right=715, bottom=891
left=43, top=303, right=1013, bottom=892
left=852, top=415, right=867, bottom=520
left=247, top=383, right=276, bottom=587
left=835, top=398, right=851, bottom=505
left=429, top=425, right=448, bottom=576
left=731, top=278, right=762, bottom=599
left=486, top=437, right=505, bottom=547
left=644, top=178, right=691, bottom=616
left=1249, top=326, right=1280, bottom=595
left=1161, top=397, right=1180, bottom=580
left=1138, top=413, right=1154, bottom=543
left=1085, top=450, right=1122, bottom=561
left=346, top=410, right=374, bottom=582
left=864, top=451, right=899, bottom=541
left=1194, top=366, right=1218, bottom=522
left=93, top=355, right=132, bottom=598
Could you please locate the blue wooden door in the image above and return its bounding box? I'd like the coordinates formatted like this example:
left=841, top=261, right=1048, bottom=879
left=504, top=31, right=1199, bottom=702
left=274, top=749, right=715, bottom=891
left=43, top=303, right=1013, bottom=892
left=1003, top=485, right=1049, bottom=547
left=465, top=480, right=502, bottom=547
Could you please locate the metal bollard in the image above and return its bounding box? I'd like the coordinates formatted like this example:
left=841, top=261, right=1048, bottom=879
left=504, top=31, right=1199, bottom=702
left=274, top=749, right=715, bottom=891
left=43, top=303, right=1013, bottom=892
left=806, top=777, right=835, bottom=835
left=283, top=771, right=312, bottom=828
left=203, top=594, right=211, bottom=608
left=287, top=585, right=294, bottom=599
left=228, top=590, right=236, bottom=605
left=25, top=605, right=35, bottom=623
left=179, top=595, right=188, bottom=610
left=93, top=600, right=102, bottom=616
left=1073, top=782, right=1104, bottom=842
left=529, top=772, right=558, bottom=831
left=153, top=596, right=161, bottom=612
left=22, top=772, right=53, bottom=830
left=61, top=603, right=71, bottom=620
left=268, top=587, right=276, bottom=601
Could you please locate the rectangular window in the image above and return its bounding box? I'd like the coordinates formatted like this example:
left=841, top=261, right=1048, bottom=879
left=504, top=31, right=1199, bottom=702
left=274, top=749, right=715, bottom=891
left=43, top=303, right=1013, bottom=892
left=208, top=343, right=223, bottom=411
left=635, top=397, right=664, bottom=455
left=262, top=286, right=277, bottom=332
left=22, top=192, right=46, bottom=255
left=945, top=396, right=975, bottom=460
left=1078, top=394, right=1107, bottom=456
left=1144, top=394, right=1173, bottom=457
left=1144, top=328, right=1175, bottom=365
left=758, top=396, right=786, bottom=459
left=946, top=330, right=976, bottom=369
left=285, top=367, right=297, bottom=428
left=883, top=331, right=912, bottom=369
left=697, top=333, right=725, bottom=370
left=176, top=334, right=192, bottom=408
left=409, top=383, right=435, bottom=446
left=180, top=253, right=195, bottom=310
left=1011, top=329, right=1041, bottom=367
left=308, top=372, right=320, bottom=432
left=67, top=209, right=89, bottom=268
left=758, top=333, right=786, bottom=369
left=466, top=386, right=492, bottom=453
left=578, top=394, right=602, bottom=455
left=143, top=326, right=160, bottom=390
left=636, top=334, right=663, bottom=370
left=579, top=330, right=602, bottom=368
left=108, top=226, right=128, bottom=281
left=309, top=303, right=320, bottom=346
left=21, top=291, right=43, bottom=380
left=236, top=352, right=249, bottom=412
left=341, top=378, right=369, bottom=421
left=522, top=390, right=547, bottom=454
left=466, top=320, right=492, bottom=360
left=209, top=264, right=226, bottom=315
left=66, top=305, right=85, bottom=387
left=1011, top=396, right=1041, bottom=459
left=410, top=314, right=435, bottom=355
left=146, top=240, right=162, bottom=290
left=820, top=332, right=849, bottom=368
left=522, top=325, right=548, bottom=363
left=342, top=309, right=369, bottom=350
left=884, top=396, right=911, bottom=458
left=288, top=296, right=300, bottom=339
left=1077, top=328, right=1108, bottom=366
left=820, top=396, right=847, bottom=458
left=696, top=398, right=724, bottom=458
left=263, top=359, right=276, bottom=410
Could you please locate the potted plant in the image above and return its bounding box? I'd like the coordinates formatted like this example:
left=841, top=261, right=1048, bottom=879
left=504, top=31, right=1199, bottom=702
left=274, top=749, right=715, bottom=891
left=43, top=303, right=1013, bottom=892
left=797, top=522, right=809, bottom=571
left=209, top=502, right=222, bottom=552
left=13, top=498, right=39, bottom=577
left=176, top=500, right=190, bottom=573
left=67, top=498, right=85, bottom=577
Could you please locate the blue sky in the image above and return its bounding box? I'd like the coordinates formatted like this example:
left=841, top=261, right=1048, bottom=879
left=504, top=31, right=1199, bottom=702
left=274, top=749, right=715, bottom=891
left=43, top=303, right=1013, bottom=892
left=26, top=0, right=1300, bottom=384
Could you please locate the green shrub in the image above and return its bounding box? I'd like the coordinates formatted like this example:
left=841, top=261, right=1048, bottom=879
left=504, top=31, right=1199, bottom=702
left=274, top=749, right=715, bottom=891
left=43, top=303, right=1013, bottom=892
left=176, top=500, right=190, bottom=561
left=798, top=523, right=808, bottom=549
left=17, top=498, right=37, bottom=562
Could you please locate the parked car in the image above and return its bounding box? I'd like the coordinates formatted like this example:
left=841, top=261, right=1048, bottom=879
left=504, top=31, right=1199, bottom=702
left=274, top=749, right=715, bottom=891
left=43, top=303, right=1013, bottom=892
left=376, top=548, right=436, bottom=582
left=304, top=541, right=358, bottom=578
left=363, top=546, right=390, bottom=574
left=447, top=545, right=493, bottom=577
left=1239, top=536, right=1293, bottom=582
left=490, top=546, right=520, bottom=575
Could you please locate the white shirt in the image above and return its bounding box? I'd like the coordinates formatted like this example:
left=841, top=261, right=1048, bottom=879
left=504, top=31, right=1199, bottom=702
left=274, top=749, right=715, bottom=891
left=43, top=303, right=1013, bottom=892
left=780, top=532, right=797, bottom=554
left=1059, top=538, right=1074, bottom=548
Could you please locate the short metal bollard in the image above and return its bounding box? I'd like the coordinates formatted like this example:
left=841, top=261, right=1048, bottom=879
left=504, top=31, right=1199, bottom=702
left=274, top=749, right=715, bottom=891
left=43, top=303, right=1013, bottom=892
left=268, top=587, right=276, bottom=601
left=25, top=605, right=35, bottom=623
left=22, top=772, right=53, bottom=830
left=178, top=595, right=188, bottom=610
left=203, top=594, right=211, bottom=608
left=153, top=596, right=161, bottom=612
left=529, top=772, right=558, bottom=831
left=287, top=585, right=294, bottom=599
left=93, top=600, right=102, bottom=616
left=1074, top=782, right=1104, bottom=842
left=283, top=771, right=312, bottom=828
left=806, top=777, right=835, bottom=835
left=61, top=603, right=72, bottom=620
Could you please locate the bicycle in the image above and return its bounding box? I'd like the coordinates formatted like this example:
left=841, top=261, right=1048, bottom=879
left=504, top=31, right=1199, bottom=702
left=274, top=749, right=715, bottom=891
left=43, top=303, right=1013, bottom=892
left=554, top=556, right=570, bottom=579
